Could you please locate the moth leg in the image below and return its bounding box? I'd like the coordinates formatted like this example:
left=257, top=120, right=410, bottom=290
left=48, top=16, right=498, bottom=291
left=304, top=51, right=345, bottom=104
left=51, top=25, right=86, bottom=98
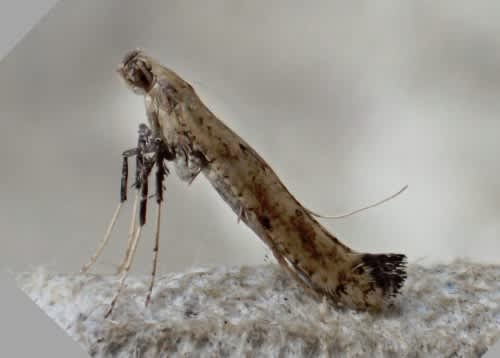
left=105, top=225, right=143, bottom=318
left=105, top=156, right=155, bottom=318
left=81, top=152, right=132, bottom=273
left=117, top=140, right=174, bottom=275
left=116, top=124, right=152, bottom=274
left=145, top=143, right=169, bottom=306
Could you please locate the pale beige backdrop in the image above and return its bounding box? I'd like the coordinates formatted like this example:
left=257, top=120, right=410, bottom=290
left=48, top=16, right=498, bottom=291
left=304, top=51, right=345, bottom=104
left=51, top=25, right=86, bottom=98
left=1, top=0, right=500, bottom=281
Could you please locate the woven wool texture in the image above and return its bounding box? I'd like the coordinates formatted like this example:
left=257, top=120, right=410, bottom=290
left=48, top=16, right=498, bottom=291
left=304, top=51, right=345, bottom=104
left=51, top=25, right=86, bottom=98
left=18, top=261, right=500, bottom=357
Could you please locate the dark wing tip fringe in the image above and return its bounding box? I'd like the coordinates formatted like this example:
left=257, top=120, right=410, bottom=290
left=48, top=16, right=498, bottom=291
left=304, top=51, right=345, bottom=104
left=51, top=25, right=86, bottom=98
left=362, top=253, right=408, bottom=298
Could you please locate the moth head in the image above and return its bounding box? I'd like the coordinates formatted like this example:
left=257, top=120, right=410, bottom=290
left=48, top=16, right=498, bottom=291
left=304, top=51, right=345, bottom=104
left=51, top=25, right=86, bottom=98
left=117, top=49, right=155, bottom=94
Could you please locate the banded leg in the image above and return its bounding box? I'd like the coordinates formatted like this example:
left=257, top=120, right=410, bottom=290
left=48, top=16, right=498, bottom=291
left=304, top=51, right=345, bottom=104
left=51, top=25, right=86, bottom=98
left=81, top=154, right=130, bottom=273
left=145, top=143, right=168, bottom=306
left=81, top=124, right=155, bottom=274
left=116, top=124, right=152, bottom=274
left=105, top=156, right=155, bottom=318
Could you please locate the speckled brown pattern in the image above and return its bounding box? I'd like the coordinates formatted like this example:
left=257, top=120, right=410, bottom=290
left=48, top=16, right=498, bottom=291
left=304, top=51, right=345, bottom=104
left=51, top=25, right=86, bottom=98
left=116, top=49, right=407, bottom=310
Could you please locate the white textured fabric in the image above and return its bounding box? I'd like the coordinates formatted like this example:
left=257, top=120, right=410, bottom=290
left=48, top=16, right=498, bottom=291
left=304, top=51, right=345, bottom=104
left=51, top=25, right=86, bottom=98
left=18, top=261, right=500, bottom=357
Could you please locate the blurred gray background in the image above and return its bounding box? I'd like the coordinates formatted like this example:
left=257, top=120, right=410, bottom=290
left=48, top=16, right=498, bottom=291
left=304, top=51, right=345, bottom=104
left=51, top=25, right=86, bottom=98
left=1, top=0, right=500, bottom=278
left=1, top=1, right=499, bottom=356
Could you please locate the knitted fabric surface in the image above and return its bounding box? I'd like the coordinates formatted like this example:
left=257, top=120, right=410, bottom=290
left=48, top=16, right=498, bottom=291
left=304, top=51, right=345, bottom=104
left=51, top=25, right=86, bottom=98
left=18, top=260, right=500, bottom=357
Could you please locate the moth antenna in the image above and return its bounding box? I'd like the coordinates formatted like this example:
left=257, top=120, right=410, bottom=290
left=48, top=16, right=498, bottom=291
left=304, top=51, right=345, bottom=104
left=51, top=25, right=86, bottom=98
left=305, top=185, right=408, bottom=220
left=81, top=156, right=129, bottom=273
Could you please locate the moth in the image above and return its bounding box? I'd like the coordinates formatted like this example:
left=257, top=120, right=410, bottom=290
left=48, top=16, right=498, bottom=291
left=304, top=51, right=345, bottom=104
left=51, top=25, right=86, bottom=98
left=82, top=49, right=407, bottom=317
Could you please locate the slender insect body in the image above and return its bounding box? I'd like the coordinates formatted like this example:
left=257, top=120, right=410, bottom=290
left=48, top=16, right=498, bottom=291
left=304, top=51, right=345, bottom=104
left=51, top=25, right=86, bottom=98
left=129, top=51, right=406, bottom=310
left=88, top=49, right=406, bottom=316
